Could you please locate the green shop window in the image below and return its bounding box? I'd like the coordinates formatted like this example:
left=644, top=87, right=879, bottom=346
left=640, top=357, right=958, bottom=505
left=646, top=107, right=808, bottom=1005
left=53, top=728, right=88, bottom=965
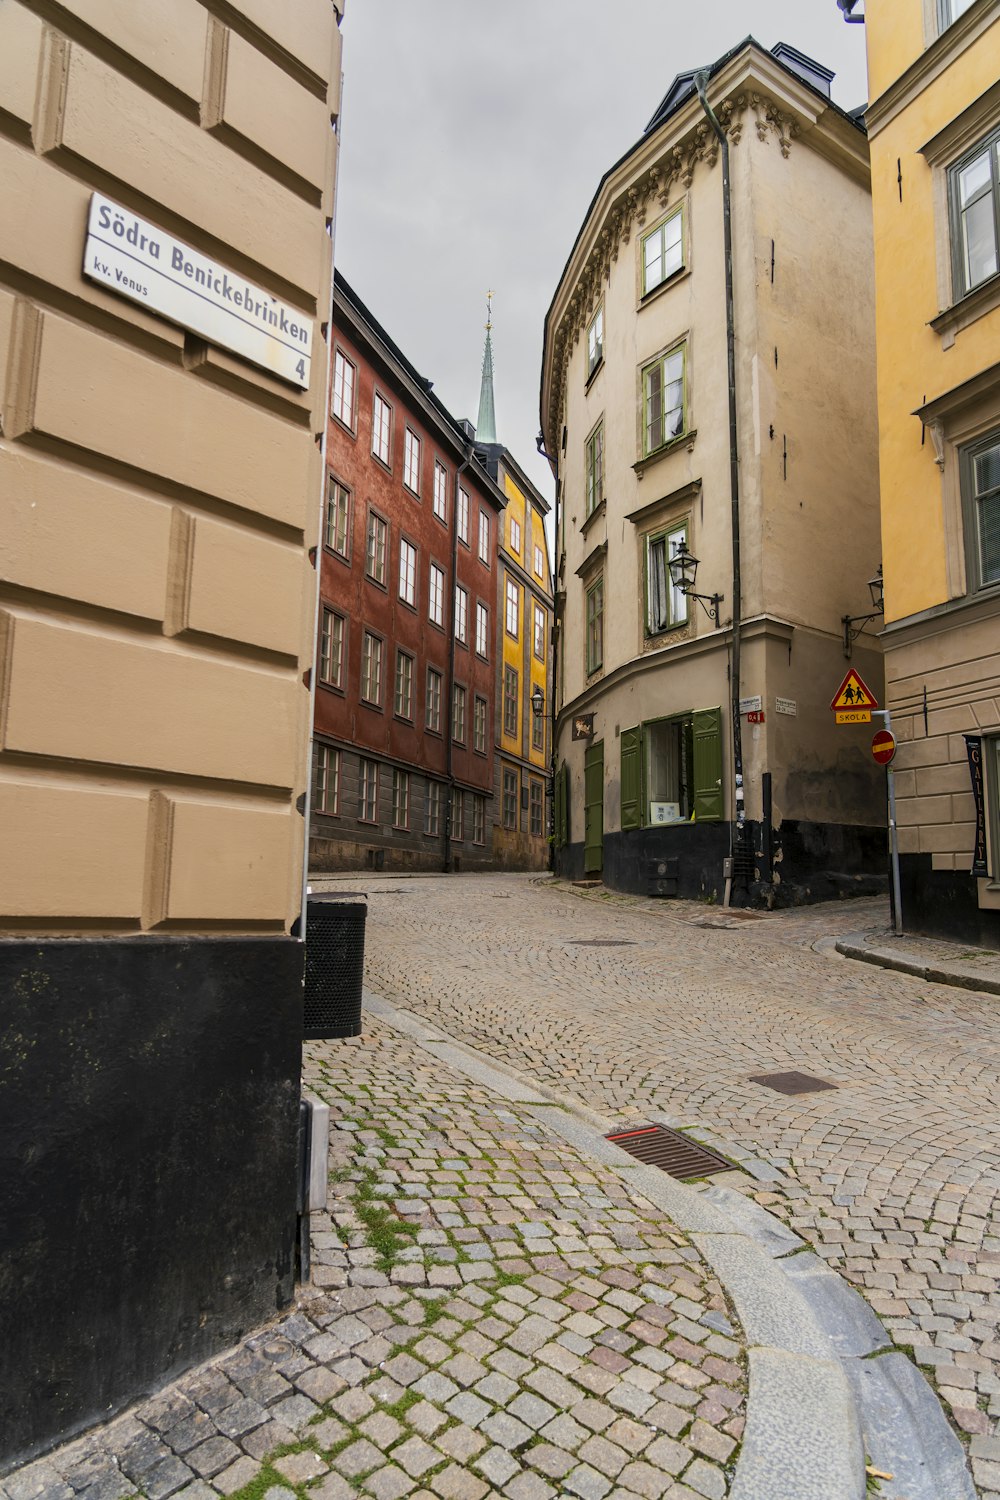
left=620, top=707, right=722, bottom=829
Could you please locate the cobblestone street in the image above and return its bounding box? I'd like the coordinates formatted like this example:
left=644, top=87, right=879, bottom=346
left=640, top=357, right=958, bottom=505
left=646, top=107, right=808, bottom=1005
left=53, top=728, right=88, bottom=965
left=315, top=871, right=1000, bottom=1490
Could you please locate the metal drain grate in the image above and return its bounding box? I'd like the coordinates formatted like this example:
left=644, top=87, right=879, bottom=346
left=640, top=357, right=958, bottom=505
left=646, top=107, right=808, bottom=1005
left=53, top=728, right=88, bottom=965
left=607, top=1124, right=737, bottom=1180
left=750, top=1071, right=837, bottom=1094
left=569, top=939, right=637, bottom=947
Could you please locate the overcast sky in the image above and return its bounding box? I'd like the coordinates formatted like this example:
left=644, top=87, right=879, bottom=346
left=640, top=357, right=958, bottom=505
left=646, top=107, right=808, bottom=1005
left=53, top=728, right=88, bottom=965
left=334, top=2, right=869, bottom=504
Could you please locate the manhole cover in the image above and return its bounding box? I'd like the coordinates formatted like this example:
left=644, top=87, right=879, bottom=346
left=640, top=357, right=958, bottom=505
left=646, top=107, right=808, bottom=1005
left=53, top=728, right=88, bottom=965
left=750, top=1071, right=837, bottom=1094
left=607, top=1124, right=737, bottom=1180
left=569, top=939, right=637, bottom=947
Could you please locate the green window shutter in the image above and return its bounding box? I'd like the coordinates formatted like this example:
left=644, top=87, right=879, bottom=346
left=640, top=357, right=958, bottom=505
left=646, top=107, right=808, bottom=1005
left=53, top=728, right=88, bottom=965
left=620, top=726, right=642, bottom=830
left=555, top=762, right=569, bottom=847
left=692, top=707, right=724, bottom=822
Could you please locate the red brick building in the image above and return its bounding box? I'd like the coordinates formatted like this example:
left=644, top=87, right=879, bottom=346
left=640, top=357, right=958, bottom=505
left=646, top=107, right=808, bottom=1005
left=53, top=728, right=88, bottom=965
left=310, top=274, right=506, bottom=870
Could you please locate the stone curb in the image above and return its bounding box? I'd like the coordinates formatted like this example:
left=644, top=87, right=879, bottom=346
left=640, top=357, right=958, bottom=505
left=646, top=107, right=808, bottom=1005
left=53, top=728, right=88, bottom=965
left=834, top=933, right=1000, bottom=998
left=364, top=989, right=975, bottom=1500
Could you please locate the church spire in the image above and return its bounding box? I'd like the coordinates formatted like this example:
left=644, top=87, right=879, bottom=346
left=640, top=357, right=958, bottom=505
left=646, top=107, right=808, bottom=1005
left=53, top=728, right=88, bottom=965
left=476, top=290, right=497, bottom=444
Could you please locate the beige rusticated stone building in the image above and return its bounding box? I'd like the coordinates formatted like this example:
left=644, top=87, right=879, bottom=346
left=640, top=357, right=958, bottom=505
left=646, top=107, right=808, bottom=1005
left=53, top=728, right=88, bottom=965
left=542, top=38, right=887, bottom=906
left=0, top=0, right=343, bottom=1469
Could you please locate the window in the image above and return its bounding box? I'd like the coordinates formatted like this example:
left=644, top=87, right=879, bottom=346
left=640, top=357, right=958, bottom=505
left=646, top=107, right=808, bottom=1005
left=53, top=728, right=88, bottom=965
left=392, top=768, right=409, bottom=829
left=433, top=462, right=448, bottom=522
left=510, top=515, right=521, bottom=554
left=473, top=695, right=487, bottom=754
left=472, top=794, right=485, bottom=845
left=646, top=522, right=689, bottom=633
left=319, top=607, right=344, bottom=688
left=359, top=758, right=378, bottom=822
left=502, top=768, right=518, bottom=830
left=478, top=511, right=491, bottom=564
left=620, top=708, right=723, bottom=830
left=531, top=689, right=544, bottom=752
left=450, top=787, right=464, bottom=841
left=452, top=683, right=466, bottom=743
left=404, top=429, right=421, bottom=493
left=533, top=604, right=546, bottom=661
left=641, top=207, right=683, bottom=295
left=529, top=779, right=544, bottom=837
left=457, top=486, right=470, bottom=543
left=949, top=128, right=1000, bottom=298
left=361, top=631, right=383, bottom=705
left=586, top=422, right=605, bottom=516
left=586, top=577, right=604, bottom=674
left=534, top=544, right=545, bottom=579
left=505, top=578, right=520, bottom=637
left=587, top=304, right=604, bottom=377
left=476, top=601, right=489, bottom=658
left=454, top=585, right=468, bottom=645
left=325, top=479, right=350, bottom=557
left=429, top=563, right=445, bottom=627
left=426, top=667, right=442, bottom=733
left=365, top=511, right=387, bottom=585
left=394, top=650, right=413, bottom=719
left=939, top=0, right=976, bottom=29
left=642, top=344, right=686, bottom=456
left=399, top=537, right=417, bottom=606
left=503, top=664, right=519, bottom=738
left=963, top=431, right=1000, bottom=590
left=372, top=392, right=391, bottom=465
left=331, top=350, right=356, bottom=428
left=425, top=779, right=442, bottom=836
left=314, top=744, right=339, bottom=814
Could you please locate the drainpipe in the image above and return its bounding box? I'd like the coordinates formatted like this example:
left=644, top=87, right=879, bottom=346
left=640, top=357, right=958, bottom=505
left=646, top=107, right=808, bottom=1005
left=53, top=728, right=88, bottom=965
left=538, top=432, right=559, bottom=872
left=443, top=445, right=474, bottom=872
left=694, top=71, right=749, bottom=903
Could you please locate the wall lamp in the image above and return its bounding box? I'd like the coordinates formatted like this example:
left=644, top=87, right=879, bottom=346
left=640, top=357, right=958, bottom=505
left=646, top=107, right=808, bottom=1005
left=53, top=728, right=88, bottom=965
left=842, top=565, right=884, bottom=657
left=530, top=685, right=545, bottom=718
left=667, top=539, right=724, bottom=625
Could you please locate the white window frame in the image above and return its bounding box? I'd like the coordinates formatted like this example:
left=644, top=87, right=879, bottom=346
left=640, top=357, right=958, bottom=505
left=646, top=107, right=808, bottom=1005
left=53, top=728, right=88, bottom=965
left=424, top=779, right=442, bottom=836
left=472, top=793, right=485, bottom=845
left=361, top=631, right=383, bottom=705
left=534, top=544, right=544, bottom=580
left=457, top=486, right=470, bottom=544
left=319, top=607, right=344, bottom=689
left=399, top=537, right=417, bottom=607
left=510, top=515, right=521, bottom=555
left=429, top=562, right=445, bottom=627
left=476, top=601, right=489, bottom=658
left=433, top=461, right=448, bottom=522
left=372, top=391, right=392, bottom=466
left=392, top=768, right=409, bottom=830
left=450, top=786, right=464, bottom=841
left=359, top=758, right=378, bottom=823
left=331, top=349, right=356, bottom=429
left=646, top=521, right=689, bottom=634
left=642, top=342, right=687, bottom=456
left=641, top=206, right=684, bottom=296
left=426, top=667, right=442, bottom=733
left=325, top=478, right=351, bottom=558
left=473, top=694, right=487, bottom=754
left=587, top=303, right=604, bottom=377
left=478, top=510, right=491, bottom=565
left=454, top=584, right=468, bottom=645
left=533, top=604, right=546, bottom=661
left=403, top=428, right=421, bottom=494
left=315, top=743, right=340, bottom=814
left=505, top=578, right=519, bottom=638
left=394, top=649, right=414, bottom=720
left=365, top=510, right=387, bottom=585
left=452, top=682, right=466, bottom=744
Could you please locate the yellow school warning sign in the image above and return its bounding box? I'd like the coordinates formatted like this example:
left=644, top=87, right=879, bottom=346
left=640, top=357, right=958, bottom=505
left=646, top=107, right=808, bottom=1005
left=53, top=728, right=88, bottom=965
left=830, top=668, right=879, bottom=724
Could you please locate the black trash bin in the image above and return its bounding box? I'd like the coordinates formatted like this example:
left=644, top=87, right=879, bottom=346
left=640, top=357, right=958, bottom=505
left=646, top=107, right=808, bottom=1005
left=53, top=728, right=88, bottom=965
left=302, top=893, right=367, bottom=1039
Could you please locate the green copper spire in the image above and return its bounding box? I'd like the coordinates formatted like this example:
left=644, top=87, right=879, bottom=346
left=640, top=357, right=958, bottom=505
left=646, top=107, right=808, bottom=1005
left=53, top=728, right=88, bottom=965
left=476, top=290, right=497, bottom=444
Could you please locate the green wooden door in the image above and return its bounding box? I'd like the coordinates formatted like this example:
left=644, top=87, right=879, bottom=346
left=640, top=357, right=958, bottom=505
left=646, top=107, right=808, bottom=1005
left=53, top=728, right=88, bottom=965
left=584, top=740, right=604, bottom=874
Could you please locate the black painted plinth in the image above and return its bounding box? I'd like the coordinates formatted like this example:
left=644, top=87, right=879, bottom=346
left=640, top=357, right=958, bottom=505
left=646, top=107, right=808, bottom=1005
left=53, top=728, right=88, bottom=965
left=0, top=936, right=304, bottom=1473
left=899, top=854, right=1000, bottom=949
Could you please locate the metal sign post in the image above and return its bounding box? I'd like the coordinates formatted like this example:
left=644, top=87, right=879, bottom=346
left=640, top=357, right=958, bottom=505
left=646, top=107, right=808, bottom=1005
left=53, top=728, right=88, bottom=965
left=872, top=708, right=903, bottom=936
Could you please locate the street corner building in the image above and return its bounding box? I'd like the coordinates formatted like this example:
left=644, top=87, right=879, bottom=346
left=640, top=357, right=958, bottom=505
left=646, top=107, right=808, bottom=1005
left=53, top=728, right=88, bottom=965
left=0, top=0, right=344, bottom=1471
left=541, top=36, right=888, bottom=906
left=842, top=0, right=1000, bottom=947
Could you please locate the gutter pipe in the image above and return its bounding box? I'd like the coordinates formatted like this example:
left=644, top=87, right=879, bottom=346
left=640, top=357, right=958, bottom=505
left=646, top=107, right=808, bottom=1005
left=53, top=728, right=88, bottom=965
left=443, top=446, right=474, bottom=872
left=537, top=432, right=559, bottom=870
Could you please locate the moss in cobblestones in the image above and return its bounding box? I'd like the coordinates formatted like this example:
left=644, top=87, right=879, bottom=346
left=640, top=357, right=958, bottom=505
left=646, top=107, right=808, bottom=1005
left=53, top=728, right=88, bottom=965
left=491, top=1269, right=526, bottom=1288
left=225, top=1463, right=294, bottom=1500
left=352, top=1167, right=421, bottom=1269
left=383, top=1387, right=423, bottom=1420
left=419, top=1296, right=449, bottom=1325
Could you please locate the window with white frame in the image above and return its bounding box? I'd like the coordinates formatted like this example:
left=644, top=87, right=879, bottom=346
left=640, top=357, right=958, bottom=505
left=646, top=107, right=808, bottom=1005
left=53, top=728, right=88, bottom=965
left=433, top=461, right=448, bottom=521
left=365, top=511, right=387, bottom=585
left=426, top=667, right=442, bottom=733
left=503, top=664, right=518, bottom=738
left=534, top=543, right=544, bottom=579
left=587, top=304, right=604, bottom=377
left=392, top=768, right=409, bottom=829
left=533, top=603, right=545, bottom=660
left=938, top=0, right=976, bottom=31
left=949, top=126, right=1000, bottom=298
left=586, top=576, right=604, bottom=674
left=473, top=695, right=487, bottom=754
left=642, top=344, right=686, bottom=456
left=429, top=563, right=445, bottom=627
left=472, top=793, right=485, bottom=845
left=646, top=522, right=689, bottom=633
left=505, top=578, right=520, bottom=637
left=425, top=779, right=441, bottom=836
left=394, top=650, right=414, bottom=719
left=325, top=479, right=350, bottom=557
left=962, top=431, right=1000, bottom=591
left=510, top=515, right=521, bottom=554
left=372, top=392, right=391, bottom=465
left=452, top=683, right=466, bottom=744
left=454, top=584, right=468, bottom=645
left=331, top=350, right=356, bottom=428
left=641, top=206, right=684, bottom=295
left=586, top=421, right=604, bottom=516
left=457, top=486, right=470, bottom=543
left=314, top=743, right=340, bottom=814
left=404, top=428, right=421, bottom=493
left=502, top=767, right=518, bottom=830
left=361, top=631, right=383, bottom=705
left=478, top=510, right=491, bottom=564
left=319, top=607, right=344, bottom=688
left=358, top=758, right=378, bottom=822
left=450, top=786, right=464, bottom=841
left=399, top=537, right=417, bottom=606
left=476, top=601, right=489, bottom=658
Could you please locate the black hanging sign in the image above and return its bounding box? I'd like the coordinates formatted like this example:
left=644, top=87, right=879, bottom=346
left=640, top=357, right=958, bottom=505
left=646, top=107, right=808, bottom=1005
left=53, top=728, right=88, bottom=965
left=964, top=734, right=988, bottom=877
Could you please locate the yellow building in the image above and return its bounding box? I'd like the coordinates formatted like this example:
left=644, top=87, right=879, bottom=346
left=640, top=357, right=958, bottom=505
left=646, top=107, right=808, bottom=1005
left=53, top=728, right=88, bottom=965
left=843, top=0, right=1000, bottom=945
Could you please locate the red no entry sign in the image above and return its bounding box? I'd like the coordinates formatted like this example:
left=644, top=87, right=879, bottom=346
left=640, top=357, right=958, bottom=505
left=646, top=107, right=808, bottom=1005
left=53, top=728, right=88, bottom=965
left=872, top=729, right=896, bottom=765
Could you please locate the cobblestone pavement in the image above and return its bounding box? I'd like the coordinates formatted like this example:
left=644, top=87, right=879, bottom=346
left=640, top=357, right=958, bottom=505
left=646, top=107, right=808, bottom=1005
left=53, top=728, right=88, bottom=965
left=2, top=1015, right=747, bottom=1500
left=313, top=871, right=1000, bottom=1494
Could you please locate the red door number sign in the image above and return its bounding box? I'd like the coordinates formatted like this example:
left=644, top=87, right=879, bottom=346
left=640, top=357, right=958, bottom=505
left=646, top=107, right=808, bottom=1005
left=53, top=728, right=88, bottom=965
left=871, top=729, right=896, bottom=766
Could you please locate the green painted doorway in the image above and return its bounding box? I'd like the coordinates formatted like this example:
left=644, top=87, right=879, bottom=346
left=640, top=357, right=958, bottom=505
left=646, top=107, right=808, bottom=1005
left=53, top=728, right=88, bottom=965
left=584, top=739, right=604, bottom=875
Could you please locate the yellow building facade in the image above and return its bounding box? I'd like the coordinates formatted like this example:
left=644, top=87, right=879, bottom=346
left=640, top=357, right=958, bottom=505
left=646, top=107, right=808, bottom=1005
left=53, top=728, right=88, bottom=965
left=845, top=0, right=1000, bottom=944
